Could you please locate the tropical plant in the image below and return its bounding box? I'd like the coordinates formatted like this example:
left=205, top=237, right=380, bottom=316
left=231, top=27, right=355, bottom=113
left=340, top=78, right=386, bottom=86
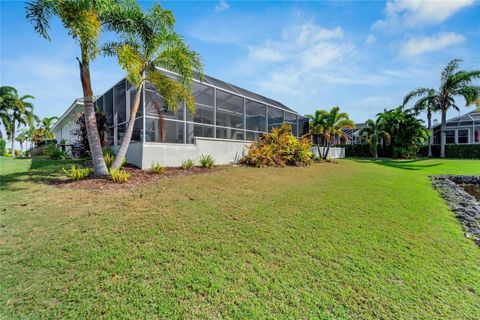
left=63, top=165, right=92, bottom=181
left=44, top=144, right=69, bottom=160
left=359, top=118, right=390, bottom=159
left=102, top=2, right=203, bottom=169
left=26, top=0, right=116, bottom=176
left=150, top=162, right=166, bottom=174
left=403, top=59, right=480, bottom=158
left=103, top=147, right=126, bottom=168
left=306, top=109, right=328, bottom=157
left=0, top=138, right=6, bottom=156
left=0, top=86, right=37, bottom=157
left=240, top=123, right=312, bottom=167
left=314, top=106, right=354, bottom=159
left=72, top=109, right=108, bottom=157
left=401, top=89, right=439, bottom=157
left=376, top=107, right=430, bottom=158
left=109, top=168, right=130, bottom=183
left=35, top=116, right=58, bottom=140
left=198, top=154, right=215, bottom=169
left=181, top=159, right=195, bottom=170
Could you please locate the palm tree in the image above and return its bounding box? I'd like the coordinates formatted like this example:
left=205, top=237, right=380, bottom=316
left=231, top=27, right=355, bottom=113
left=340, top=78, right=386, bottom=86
left=359, top=118, right=390, bottom=159
left=404, top=59, right=480, bottom=158
left=102, top=2, right=203, bottom=169
left=306, top=109, right=328, bottom=157
left=26, top=0, right=112, bottom=176
left=403, top=89, right=438, bottom=157
left=36, top=116, right=59, bottom=140
left=320, top=106, right=355, bottom=159
left=0, top=86, right=37, bottom=157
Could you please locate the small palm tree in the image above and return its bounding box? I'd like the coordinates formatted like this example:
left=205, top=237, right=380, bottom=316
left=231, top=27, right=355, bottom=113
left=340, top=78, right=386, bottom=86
left=0, top=86, right=37, bottom=157
left=404, top=59, right=480, bottom=158
left=36, top=116, right=59, bottom=140
left=359, top=118, right=390, bottom=159
left=321, top=106, right=355, bottom=159
left=403, top=89, right=439, bottom=157
left=103, top=2, right=203, bottom=169
left=27, top=0, right=111, bottom=175
left=306, top=109, right=328, bottom=156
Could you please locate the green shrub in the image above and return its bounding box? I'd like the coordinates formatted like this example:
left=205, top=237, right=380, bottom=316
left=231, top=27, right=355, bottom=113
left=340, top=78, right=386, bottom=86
left=419, top=144, right=480, bottom=159
left=103, top=147, right=126, bottom=168
left=109, top=168, right=130, bottom=183
left=240, top=123, right=312, bottom=167
left=181, top=159, right=195, bottom=170
left=4, top=153, right=12, bottom=157
left=150, top=163, right=166, bottom=174
left=43, top=144, right=69, bottom=160
left=198, top=154, right=215, bottom=168
left=62, top=165, right=92, bottom=181
left=0, top=139, right=6, bottom=156
left=14, top=150, right=22, bottom=157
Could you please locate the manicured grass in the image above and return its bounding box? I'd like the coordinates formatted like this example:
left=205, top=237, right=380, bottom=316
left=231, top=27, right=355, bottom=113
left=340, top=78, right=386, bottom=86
left=1, top=157, right=480, bottom=319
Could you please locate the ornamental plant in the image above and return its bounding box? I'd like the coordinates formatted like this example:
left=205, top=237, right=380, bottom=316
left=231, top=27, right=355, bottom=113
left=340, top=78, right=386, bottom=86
left=240, top=123, right=312, bottom=167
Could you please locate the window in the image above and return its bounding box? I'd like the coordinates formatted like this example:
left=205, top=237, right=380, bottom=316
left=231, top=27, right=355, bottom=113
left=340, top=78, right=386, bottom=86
left=117, top=123, right=125, bottom=145
left=216, top=90, right=244, bottom=129
left=107, top=127, right=114, bottom=146
left=186, top=123, right=214, bottom=143
left=187, top=83, right=214, bottom=122
left=114, top=80, right=126, bottom=124
left=458, top=129, right=469, bottom=144
left=145, top=90, right=183, bottom=120
left=104, top=89, right=114, bottom=127
left=445, top=130, right=455, bottom=144
left=128, top=89, right=143, bottom=117
left=267, top=107, right=283, bottom=131
left=246, top=100, right=266, bottom=132
left=246, top=131, right=262, bottom=141
left=216, top=128, right=244, bottom=140
left=298, top=117, right=309, bottom=137
left=131, top=118, right=143, bottom=142
left=285, top=112, right=297, bottom=136
left=145, top=118, right=184, bottom=143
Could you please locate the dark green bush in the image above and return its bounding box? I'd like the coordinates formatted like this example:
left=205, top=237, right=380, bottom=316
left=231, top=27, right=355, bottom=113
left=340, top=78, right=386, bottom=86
left=336, top=144, right=371, bottom=157
left=0, top=139, right=6, bottom=156
left=419, top=144, right=480, bottom=159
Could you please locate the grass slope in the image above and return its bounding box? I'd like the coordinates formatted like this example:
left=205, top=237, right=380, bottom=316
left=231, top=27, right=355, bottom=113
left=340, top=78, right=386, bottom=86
left=1, top=157, right=480, bottom=319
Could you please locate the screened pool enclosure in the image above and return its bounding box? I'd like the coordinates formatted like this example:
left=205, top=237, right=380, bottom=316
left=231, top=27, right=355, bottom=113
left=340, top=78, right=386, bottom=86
left=95, top=69, right=309, bottom=147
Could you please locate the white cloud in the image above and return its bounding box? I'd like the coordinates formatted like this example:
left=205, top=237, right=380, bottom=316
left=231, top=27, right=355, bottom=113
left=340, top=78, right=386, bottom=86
left=374, top=0, right=475, bottom=30
left=215, top=0, right=230, bottom=13
left=365, top=34, right=376, bottom=45
left=400, top=32, right=465, bottom=56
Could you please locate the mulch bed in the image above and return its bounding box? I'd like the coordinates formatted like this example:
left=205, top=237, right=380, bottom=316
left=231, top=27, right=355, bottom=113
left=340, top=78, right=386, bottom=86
left=49, top=165, right=229, bottom=190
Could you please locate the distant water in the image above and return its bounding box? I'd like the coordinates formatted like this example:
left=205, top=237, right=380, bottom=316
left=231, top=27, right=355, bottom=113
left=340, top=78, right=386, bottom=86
left=462, top=185, right=480, bottom=201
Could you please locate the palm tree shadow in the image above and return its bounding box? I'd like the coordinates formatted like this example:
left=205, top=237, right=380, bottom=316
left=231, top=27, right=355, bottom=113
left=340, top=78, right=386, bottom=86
left=352, top=158, right=443, bottom=171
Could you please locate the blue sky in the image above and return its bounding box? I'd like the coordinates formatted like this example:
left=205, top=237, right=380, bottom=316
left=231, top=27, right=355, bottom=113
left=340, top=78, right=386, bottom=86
left=1, top=0, right=479, bottom=125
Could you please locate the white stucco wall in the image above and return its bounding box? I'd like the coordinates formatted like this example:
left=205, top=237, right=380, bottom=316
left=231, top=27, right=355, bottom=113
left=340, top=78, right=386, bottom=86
left=139, top=138, right=250, bottom=169
left=311, top=147, right=345, bottom=159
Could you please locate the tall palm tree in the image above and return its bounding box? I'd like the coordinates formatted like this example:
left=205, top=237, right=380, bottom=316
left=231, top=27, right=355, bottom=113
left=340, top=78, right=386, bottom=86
left=404, top=59, right=480, bottom=158
left=320, top=106, right=355, bottom=159
left=403, top=89, right=439, bottom=157
left=306, top=109, right=328, bottom=157
left=0, top=86, right=37, bottom=157
left=359, top=118, right=390, bottom=159
left=36, top=116, right=59, bottom=140
left=102, top=2, right=203, bottom=169
left=26, top=0, right=114, bottom=176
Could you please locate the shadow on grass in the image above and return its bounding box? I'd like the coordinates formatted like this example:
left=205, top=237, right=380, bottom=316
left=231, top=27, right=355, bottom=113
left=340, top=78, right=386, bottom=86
left=0, top=157, right=86, bottom=191
left=352, top=158, right=443, bottom=171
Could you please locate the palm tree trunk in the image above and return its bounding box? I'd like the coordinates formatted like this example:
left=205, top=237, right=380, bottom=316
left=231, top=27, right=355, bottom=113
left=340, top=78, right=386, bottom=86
left=111, top=82, right=144, bottom=169
left=78, top=59, right=108, bottom=177
left=11, top=120, right=15, bottom=158
left=440, top=109, right=447, bottom=158
left=427, top=111, right=432, bottom=157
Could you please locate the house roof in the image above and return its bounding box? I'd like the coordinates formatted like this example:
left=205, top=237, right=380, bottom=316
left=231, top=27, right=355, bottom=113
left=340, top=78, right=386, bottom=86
left=432, top=110, right=480, bottom=129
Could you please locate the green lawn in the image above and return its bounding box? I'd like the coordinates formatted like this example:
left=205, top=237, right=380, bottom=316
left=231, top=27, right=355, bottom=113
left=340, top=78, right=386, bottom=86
left=1, top=157, right=480, bottom=319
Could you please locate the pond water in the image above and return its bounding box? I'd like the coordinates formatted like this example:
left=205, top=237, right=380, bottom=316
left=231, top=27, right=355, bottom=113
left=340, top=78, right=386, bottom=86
left=462, top=185, right=480, bottom=201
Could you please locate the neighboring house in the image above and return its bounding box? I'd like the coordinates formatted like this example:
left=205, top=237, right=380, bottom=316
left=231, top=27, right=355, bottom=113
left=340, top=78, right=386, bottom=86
left=52, top=69, right=309, bottom=169
left=432, top=110, right=480, bottom=145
